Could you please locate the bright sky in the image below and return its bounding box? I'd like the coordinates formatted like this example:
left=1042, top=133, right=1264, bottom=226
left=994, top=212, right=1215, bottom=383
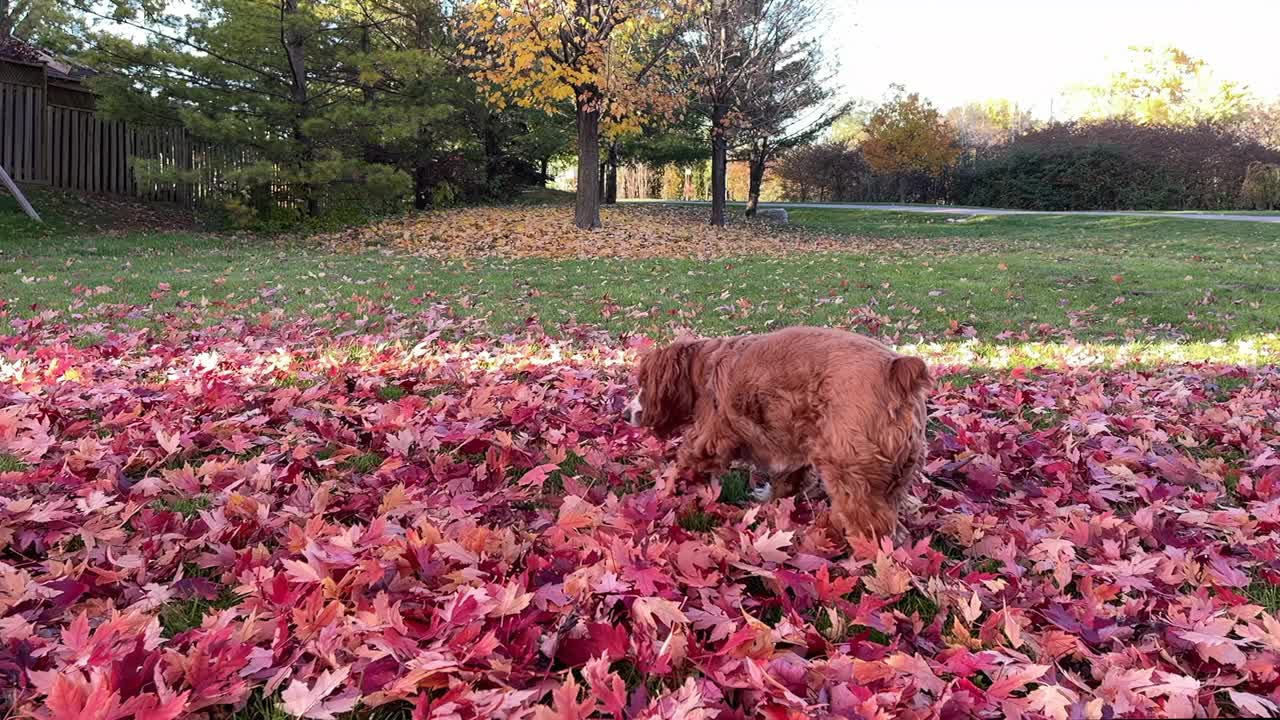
left=828, top=0, right=1280, bottom=118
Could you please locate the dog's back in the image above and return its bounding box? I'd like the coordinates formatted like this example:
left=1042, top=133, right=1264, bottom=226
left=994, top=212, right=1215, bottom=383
left=715, top=327, right=927, bottom=452
left=719, top=327, right=931, bottom=537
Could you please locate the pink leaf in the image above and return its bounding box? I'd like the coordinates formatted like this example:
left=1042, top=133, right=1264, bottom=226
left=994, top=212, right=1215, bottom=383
left=752, top=529, right=794, bottom=563
left=280, top=667, right=358, bottom=720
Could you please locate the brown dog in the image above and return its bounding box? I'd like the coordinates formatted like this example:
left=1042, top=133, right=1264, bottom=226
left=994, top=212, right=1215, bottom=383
left=626, top=327, right=930, bottom=542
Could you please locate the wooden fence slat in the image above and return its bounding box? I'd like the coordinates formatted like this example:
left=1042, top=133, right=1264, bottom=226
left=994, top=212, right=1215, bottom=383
left=44, top=104, right=51, bottom=186
left=113, top=121, right=120, bottom=193
left=2, top=85, right=10, bottom=177
left=65, top=109, right=72, bottom=187
left=56, top=105, right=62, bottom=186
left=117, top=121, right=126, bottom=194
left=91, top=117, right=100, bottom=192
left=35, top=88, right=44, bottom=182
left=20, top=87, right=30, bottom=181
left=10, top=86, right=17, bottom=178
left=60, top=107, right=68, bottom=187
left=2, top=85, right=12, bottom=178
left=89, top=116, right=99, bottom=193
left=67, top=110, right=77, bottom=190
left=71, top=111, right=81, bottom=190
left=62, top=109, right=71, bottom=189
left=49, top=106, right=58, bottom=187
left=80, top=111, right=89, bottom=191
left=11, top=86, right=18, bottom=179
left=89, top=113, right=98, bottom=192
left=128, top=125, right=136, bottom=196
left=102, top=119, right=111, bottom=193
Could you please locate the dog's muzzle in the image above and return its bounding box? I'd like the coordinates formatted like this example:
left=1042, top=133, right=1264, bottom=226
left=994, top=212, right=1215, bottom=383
left=624, top=392, right=643, bottom=426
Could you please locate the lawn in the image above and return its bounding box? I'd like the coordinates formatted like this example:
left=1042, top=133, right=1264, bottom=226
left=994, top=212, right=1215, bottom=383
left=3, top=199, right=1279, bottom=356
left=2, top=194, right=1280, bottom=718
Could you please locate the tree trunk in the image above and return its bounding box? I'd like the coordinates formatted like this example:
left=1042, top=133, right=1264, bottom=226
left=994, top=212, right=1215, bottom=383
left=413, top=165, right=429, bottom=210
left=604, top=142, right=619, bottom=205
left=0, top=0, right=16, bottom=41
left=745, top=140, right=767, bottom=217
left=897, top=174, right=907, bottom=204
left=281, top=0, right=315, bottom=216
left=540, top=157, right=549, bottom=186
left=482, top=113, right=500, bottom=190
left=709, top=104, right=729, bottom=227
left=359, top=27, right=379, bottom=165
left=574, top=99, right=602, bottom=230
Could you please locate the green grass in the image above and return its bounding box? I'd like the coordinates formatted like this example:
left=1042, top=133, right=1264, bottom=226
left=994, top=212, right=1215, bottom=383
left=344, top=453, right=384, bottom=473
left=1209, top=374, right=1251, bottom=401
left=545, top=452, right=586, bottom=495
left=786, top=207, right=1280, bottom=247
left=812, top=605, right=851, bottom=641
left=678, top=508, right=721, bottom=532
left=75, top=333, right=106, bottom=348
left=0, top=192, right=70, bottom=240
left=717, top=470, right=752, bottom=504
left=377, top=384, right=408, bottom=401
left=152, top=494, right=213, bottom=518
left=1247, top=576, right=1280, bottom=612
left=223, top=693, right=414, bottom=720
left=893, top=589, right=941, bottom=623
left=0, top=453, right=30, bottom=472
left=158, top=587, right=243, bottom=637
left=2, top=203, right=1278, bottom=348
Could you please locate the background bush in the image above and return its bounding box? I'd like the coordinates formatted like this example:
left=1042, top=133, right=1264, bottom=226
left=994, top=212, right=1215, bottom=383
left=956, top=121, right=1280, bottom=210
left=1242, top=162, right=1280, bottom=210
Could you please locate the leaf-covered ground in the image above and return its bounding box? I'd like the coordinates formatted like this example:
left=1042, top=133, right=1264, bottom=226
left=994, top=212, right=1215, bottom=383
left=320, top=205, right=862, bottom=260
left=3, top=305, right=1280, bottom=719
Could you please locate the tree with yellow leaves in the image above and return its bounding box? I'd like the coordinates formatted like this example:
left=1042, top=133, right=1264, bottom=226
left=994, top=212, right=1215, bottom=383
left=862, top=86, right=959, bottom=204
left=465, top=0, right=689, bottom=229
left=1077, top=46, right=1250, bottom=127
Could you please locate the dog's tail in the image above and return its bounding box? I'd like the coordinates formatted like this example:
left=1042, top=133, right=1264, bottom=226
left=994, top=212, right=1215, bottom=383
left=889, top=356, right=932, bottom=400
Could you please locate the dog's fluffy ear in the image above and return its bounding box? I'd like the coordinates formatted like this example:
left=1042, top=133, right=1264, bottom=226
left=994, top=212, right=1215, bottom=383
left=639, top=341, right=699, bottom=437
left=889, top=356, right=931, bottom=398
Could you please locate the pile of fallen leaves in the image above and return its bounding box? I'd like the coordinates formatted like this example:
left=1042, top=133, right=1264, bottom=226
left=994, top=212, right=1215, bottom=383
left=2, top=307, right=1280, bottom=719
left=321, top=205, right=863, bottom=260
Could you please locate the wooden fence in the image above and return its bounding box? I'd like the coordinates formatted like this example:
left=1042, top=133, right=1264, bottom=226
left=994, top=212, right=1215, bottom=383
left=0, top=61, right=46, bottom=184
left=1, top=58, right=253, bottom=206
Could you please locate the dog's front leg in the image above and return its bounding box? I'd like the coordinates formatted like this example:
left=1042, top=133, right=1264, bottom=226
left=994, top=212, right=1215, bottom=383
left=752, top=467, right=809, bottom=502
left=676, top=417, right=736, bottom=481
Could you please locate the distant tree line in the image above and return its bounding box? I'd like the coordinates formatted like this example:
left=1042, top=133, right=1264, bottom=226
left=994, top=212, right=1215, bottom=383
left=12, top=6, right=1280, bottom=220
left=18, top=0, right=845, bottom=230
left=767, top=46, right=1280, bottom=211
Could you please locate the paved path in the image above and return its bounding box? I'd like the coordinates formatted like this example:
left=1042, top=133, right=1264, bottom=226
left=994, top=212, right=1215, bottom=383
left=627, top=199, right=1280, bottom=224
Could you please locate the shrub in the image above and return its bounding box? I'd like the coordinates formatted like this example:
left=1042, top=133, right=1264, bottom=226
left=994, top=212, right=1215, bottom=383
left=957, top=121, right=1280, bottom=210
left=1242, top=162, right=1280, bottom=210
left=960, top=145, right=1181, bottom=211
left=775, top=143, right=869, bottom=202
